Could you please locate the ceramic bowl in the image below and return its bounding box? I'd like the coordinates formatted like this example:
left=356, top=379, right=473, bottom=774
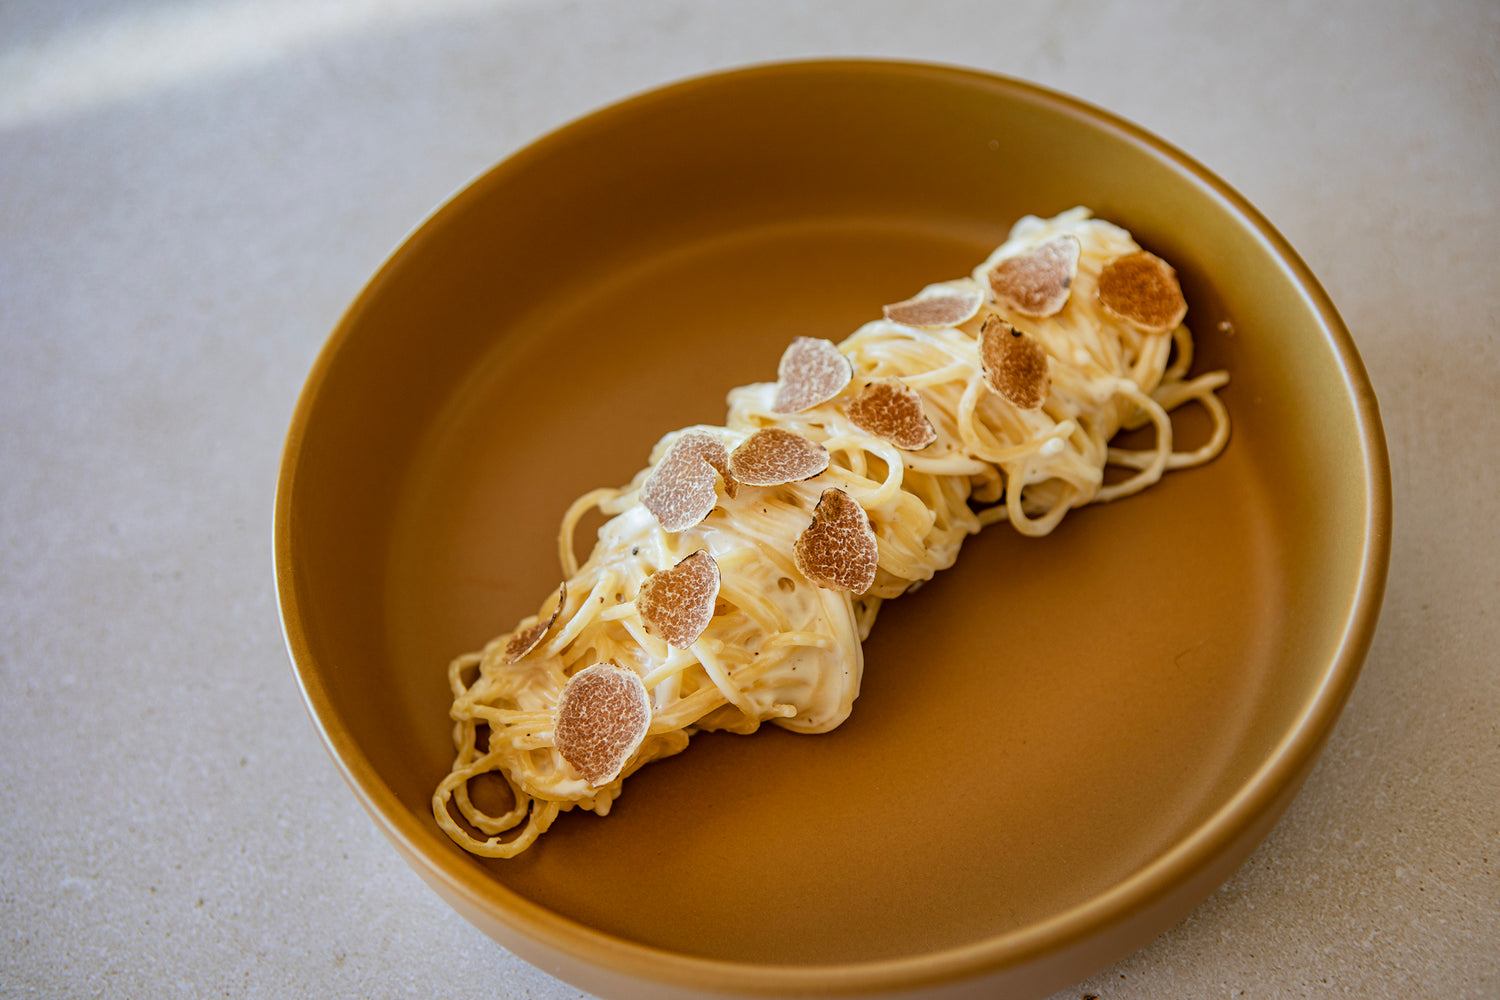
left=275, top=60, right=1390, bottom=999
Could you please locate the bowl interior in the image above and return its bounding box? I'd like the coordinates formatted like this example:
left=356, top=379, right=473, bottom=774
left=278, top=61, right=1386, bottom=986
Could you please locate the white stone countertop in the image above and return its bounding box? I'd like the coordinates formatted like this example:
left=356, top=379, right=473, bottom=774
left=2, top=1, right=1496, bottom=997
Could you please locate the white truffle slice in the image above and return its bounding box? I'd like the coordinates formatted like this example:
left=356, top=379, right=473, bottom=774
left=503, top=582, right=568, bottom=663
left=1097, top=250, right=1188, bottom=333
left=882, top=286, right=984, bottom=328
left=553, top=662, right=651, bottom=787
left=728, top=428, right=830, bottom=486
left=637, top=550, right=720, bottom=649
left=792, top=488, right=878, bottom=595
left=641, top=431, right=732, bottom=532
left=979, top=316, right=1050, bottom=411
left=772, top=337, right=853, bottom=413
left=985, top=235, right=1080, bottom=318
left=846, top=378, right=938, bottom=451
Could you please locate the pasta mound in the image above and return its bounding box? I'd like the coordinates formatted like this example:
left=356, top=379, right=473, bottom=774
left=433, top=208, right=1230, bottom=857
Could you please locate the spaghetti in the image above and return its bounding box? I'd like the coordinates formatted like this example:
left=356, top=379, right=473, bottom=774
left=433, top=208, right=1230, bottom=857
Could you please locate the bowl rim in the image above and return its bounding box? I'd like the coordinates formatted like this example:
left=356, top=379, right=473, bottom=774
left=274, top=57, right=1392, bottom=995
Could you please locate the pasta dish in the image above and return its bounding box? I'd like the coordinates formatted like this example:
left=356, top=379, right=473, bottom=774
left=433, top=208, right=1230, bottom=857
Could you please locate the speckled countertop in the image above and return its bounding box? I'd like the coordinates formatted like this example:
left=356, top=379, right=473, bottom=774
left=2, top=1, right=1496, bottom=997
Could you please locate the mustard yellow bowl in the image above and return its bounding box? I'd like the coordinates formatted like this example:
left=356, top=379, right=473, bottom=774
left=275, top=60, right=1390, bottom=999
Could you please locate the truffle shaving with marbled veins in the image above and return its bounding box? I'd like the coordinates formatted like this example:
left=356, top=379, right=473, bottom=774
left=728, top=428, right=829, bottom=486
left=979, top=316, right=1051, bottom=411
left=846, top=377, right=938, bottom=450
left=771, top=337, right=852, bottom=413
left=793, top=488, right=879, bottom=594
left=985, top=235, right=1080, bottom=318
left=636, top=550, right=721, bottom=649
left=881, top=285, right=985, bottom=328
left=552, top=662, right=651, bottom=787
left=503, top=582, right=567, bottom=663
left=640, top=430, right=732, bottom=531
left=1097, top=250, right=1188, bottom=333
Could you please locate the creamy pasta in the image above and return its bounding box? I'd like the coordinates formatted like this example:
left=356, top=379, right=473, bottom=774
left=433, top=208, right=1230, bottom=857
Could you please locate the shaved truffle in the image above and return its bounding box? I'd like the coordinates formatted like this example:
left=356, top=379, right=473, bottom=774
left=1097, top=250, right=1188, bottom=332
left=846, top=378, right=937, bottom=451
left=979, top=316, right=1051, bottom=410
left=641, top=431, right=731, bottom=532
left=553, top=662, right=651, bottom=787
left=985, top=235, right=1081, bottom=318
left=728, top=428, right=829, bottom=486
left=772, top=337, right=852, bottom=413
left=793, top=488, right=879, bottom=594
left=882, top=286, right=984, bottom=328
left=503, top=582, right=567, bottom=663
left=636, top=550, right=721, bottom=648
